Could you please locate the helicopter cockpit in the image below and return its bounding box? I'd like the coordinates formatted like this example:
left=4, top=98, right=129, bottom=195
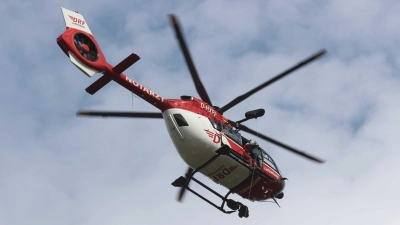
left=247, top=145, right=282, bottom=175
left=208, top=118, right=281, bottom=175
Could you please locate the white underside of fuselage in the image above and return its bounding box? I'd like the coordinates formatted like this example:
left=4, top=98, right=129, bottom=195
left=163, top=108, right=251, bottom=189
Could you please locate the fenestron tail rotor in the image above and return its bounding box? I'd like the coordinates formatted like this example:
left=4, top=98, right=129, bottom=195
left=73, top=33, right=99, bottom=62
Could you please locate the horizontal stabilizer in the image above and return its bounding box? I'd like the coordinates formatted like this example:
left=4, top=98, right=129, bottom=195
left=113, top=53, right=140, bottom=74
left=85, top=75, right=112, bottom=95
left=84, top=53, right=140, bottom=94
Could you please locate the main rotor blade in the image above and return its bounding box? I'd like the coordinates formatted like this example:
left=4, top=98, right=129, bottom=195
left=169, top=14, right=213, bottom=106
left=238, top=123, right=325, bottom=163
left=218, top=49, right=326, bottom=114
left=178, top=167, right=194, bottom=202
left=77, top=111, right=163, bottom=118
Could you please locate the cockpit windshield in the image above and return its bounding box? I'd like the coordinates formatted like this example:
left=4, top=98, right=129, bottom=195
left=259, top=147, right=281, bottom=175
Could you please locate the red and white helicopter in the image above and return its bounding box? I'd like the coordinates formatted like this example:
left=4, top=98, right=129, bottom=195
left=57, top=8, right=326, bottom=218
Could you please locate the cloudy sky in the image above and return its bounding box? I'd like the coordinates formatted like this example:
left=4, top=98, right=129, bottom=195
left=1, top=0, right=400, bottom=224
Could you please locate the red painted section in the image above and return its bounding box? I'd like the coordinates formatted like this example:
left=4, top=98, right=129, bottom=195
left=224, top=136, right=244, bottom=153
left=231, top=166, right=282, bottom=200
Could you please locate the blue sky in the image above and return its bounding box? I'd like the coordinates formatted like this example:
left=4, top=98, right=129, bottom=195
left=1, top=0, right=400, bottom=224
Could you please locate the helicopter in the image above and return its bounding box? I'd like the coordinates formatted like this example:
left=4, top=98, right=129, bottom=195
left=56, top=8, right=326, bottom=218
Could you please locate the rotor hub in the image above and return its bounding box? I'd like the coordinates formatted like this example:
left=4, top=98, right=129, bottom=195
left=81, top=43, right=89, bottom=52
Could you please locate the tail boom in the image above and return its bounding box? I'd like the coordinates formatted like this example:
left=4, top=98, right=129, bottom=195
left=102, top=63, right=169, bottom=111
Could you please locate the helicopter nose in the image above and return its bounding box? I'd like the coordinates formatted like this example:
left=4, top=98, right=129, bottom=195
left=274, top=178, right=286, bottom=198
left=281, top=178, right=286, bottom=188
left=280, top=178, right=286, bottom=191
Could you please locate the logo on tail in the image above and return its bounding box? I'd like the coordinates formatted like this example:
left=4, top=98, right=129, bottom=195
left=68, top=15, right=86, bottom=27
left=61, top=7, right=92, bottom=34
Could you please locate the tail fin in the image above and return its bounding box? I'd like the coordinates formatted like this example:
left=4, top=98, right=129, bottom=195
left=61, top=8, right=92, bottom=34
left=57, top=8, right=107, bottom=77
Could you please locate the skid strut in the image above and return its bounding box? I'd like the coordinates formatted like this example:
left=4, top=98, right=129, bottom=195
left=171, top=145, right=249, bottom=218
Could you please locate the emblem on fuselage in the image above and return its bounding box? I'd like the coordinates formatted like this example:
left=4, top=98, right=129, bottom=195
left=207, top=165, right=238, bottom=182
left=204, top=129, right=221, bottom=144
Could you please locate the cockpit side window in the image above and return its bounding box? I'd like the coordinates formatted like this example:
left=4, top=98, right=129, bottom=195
left=221, top=123, right=242, bottom=146
left=208, top=119, right=242, bottom=145
left=173, top=114, right=188, bottom=127
left=208, top=119, right=219, bottom=130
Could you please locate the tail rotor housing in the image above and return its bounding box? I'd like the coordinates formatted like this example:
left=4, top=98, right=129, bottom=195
left=56, top=8, right=107, bottom=77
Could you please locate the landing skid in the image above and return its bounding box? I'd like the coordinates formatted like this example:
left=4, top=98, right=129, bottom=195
left=171, top=145, right=249, bottom=218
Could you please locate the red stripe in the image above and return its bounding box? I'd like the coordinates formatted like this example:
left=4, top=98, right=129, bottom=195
left=224, top=136, right=243, bottom=153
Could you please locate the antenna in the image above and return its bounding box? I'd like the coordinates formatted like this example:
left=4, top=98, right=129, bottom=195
left=58, top=5, right=65, bottom=31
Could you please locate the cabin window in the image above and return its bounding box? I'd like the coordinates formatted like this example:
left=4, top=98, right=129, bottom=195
left=173, top=114, right=189, bottom=127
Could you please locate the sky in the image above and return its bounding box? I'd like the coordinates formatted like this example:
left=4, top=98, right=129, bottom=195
left=1, top=0, right=400, bottom=224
